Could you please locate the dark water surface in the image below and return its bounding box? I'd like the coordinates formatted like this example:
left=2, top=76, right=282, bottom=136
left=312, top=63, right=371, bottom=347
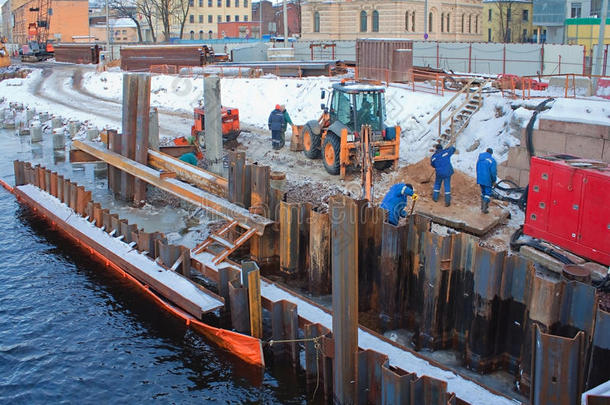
left=0, top=129, right=309, bottom=403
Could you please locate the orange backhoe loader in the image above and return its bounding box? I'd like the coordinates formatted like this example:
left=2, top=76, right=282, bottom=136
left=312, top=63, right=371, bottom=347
left=298, top=81, right=400, bottom=178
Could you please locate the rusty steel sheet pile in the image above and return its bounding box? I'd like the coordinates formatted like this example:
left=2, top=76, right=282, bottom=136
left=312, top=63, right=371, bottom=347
left=54, top=44, right=101, bottom=64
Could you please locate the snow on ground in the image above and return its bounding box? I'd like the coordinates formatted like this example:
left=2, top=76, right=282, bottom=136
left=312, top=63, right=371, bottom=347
left=538, top=97, right=610, bottom=126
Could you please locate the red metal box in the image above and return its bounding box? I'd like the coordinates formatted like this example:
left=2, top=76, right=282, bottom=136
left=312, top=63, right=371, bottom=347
left=524, top=156, right=610, bottom=266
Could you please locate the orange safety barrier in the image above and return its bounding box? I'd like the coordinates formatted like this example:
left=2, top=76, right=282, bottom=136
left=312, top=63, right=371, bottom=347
left=4, top=181, right=265, bottom=368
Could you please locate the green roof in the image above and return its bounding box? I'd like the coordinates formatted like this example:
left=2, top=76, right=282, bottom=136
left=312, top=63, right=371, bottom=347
left=565, top=17, right=610, bottom=25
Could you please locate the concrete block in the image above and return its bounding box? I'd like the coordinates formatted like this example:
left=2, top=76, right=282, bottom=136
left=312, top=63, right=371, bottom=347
left=507, top=146, right=531, bottom=171
left=539, top=119, right=610, bottom=139
left=518, top=169, right=530, bottom=187
left=603, top=140, right=610, bottom=164
left=532, top=130, right=566, bottom=154
left=565, top=136, right=604, bottom=160
left=498, top=166, right=520, bottom=183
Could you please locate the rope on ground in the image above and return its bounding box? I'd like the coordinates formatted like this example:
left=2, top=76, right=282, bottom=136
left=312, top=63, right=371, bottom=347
left=263, top=334, right=327, bottom=400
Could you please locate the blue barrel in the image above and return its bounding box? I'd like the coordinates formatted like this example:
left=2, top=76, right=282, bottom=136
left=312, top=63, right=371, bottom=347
left=385, top=126, right=396, bottom=141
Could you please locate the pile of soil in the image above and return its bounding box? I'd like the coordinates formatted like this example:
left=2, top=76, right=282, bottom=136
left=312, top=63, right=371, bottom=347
left=284, top=180, right=347, bottom=209
left=375, top=158, right=481, bottom=206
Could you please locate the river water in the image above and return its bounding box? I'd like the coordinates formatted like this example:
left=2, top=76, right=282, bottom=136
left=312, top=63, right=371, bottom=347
left=0, top=126, right=311, bottom=403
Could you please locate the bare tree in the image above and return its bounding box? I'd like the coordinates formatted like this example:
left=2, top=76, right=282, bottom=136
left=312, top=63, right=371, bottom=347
left=109, top=0, right=143, bottom=42
left=172, top=0, right=192, bottom=40
left=493, top=0, right=525, bottom=43
left=137, top=0, right=157, bottom=42
left=149, top=0, right=176, bottom=42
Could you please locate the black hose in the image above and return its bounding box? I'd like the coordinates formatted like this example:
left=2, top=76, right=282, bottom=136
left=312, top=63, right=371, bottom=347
left=492, top=179, right=528, bottom=210
left=525, top=98, right=555, bottom=158
left=510, top=226, right=575, bottom=265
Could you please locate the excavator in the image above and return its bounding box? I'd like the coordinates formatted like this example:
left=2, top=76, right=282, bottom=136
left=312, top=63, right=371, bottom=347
left=21, top=0, right=54, bottom=62
left=297, top=80, right=400, bottom=178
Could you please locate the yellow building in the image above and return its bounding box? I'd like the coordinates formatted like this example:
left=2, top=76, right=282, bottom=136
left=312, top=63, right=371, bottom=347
left=482, top=0, right=533, bottom=43
left=139, top=0, right=252, bottom=42
left=566, top=18, right=610, bottom=49
left=301, top=0, right=484, bottom=41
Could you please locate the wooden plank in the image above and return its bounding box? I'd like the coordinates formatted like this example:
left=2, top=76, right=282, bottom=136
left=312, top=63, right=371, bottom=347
left=248, top=268, right=262, bottom=339
left=72, top=140, right=273, bottom=235
left=147, top=149, right=228, bottom=197
left=69, top=149, right=102, bottom=163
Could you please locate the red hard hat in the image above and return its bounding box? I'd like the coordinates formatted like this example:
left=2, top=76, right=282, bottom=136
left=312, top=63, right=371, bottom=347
left=275, top=104, right=281, bottom=110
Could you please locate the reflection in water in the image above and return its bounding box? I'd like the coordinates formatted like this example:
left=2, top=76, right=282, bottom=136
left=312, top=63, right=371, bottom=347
left=31, top=143, right=43, bottom=159
left=93, top=163, right=107, bottom=180
left=53, top=150, right=65, bottom=164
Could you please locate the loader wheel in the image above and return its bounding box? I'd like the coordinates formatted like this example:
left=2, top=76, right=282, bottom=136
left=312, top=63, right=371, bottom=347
left=373, top=160, right=393, bottom=171
left=322, top=132, right=341, bottom=175
left=302, top=124, right=321, bottom=159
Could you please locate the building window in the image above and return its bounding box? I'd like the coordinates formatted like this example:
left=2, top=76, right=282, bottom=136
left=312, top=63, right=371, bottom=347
left=244, top=0, right=248, bottom=7
left=314, top=11, right=320, bottom=32
left=360, top=11, right=367, bottom=32
left=189, top=0, right=194, bottom=6
left=209, top=0, right=212, bottom=6
left=235, top=0, right=239, bottom=6
left=226, top=0, right=230, bottom=7
left=507, top=28, right=511, bottom=42
left=461, top=14, right=464, bottom=33
left=244, top=15, right=248, bottom=21
left=199, top=15, right=203, bottom=23
left=475, top=15, right=478, bottom=33
left=507, top=8, right=511, bottom=22
left=372, top=10, right=379, bottom=32
left=217, top=15, right=221, bottom=22
left=488, top=8, right=492, bottom=22
left=488, top=28, right=491, bottom=42
left=412, top=11, right=415, bottom=31
left=190, top=14, right=194, bottom=23
left=190, top=30, right=195, bottom=40
left=523, top=29, right=528, bottom=42
left=571, top=2, right=582, bottom=18
left=523, top=9, right=529, bottom=22
left=209, top=15, right=213, bottom=23
left=441, top=13, right=444, bottom=32
left=468, top=14, right=472, bottom=33
left=429, top=12, right=433, bottom=33
left=235, top=15, right=239, bottom=21
left=217, top=0, right=221, bottom=6
left=405, top=11, right=409, bottom=31
left=199, top=0, right=203, bottom=7
left=226, top=15, right=230, bottom=21
left=446, top=13, right=450, bottom=33
left=199, top=30, right=204, bottom=39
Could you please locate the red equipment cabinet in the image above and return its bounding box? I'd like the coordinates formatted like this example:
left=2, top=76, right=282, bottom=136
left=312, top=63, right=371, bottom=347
left=524, top=156, right=610, bottom=266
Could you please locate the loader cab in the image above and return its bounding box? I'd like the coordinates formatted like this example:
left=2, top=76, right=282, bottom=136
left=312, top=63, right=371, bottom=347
left=328, top=82, right=386, bottom=135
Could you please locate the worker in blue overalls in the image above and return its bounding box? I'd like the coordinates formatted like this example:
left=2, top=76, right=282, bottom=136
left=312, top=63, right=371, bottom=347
left=430, top=143, right=456, bottom=207
left=476, top=147, right=497, bottom=214
left=380, top=183, right=418, bottom=226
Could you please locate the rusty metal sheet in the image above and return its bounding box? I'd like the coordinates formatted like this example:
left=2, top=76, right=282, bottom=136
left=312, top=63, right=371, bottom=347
left=228, top=151, right=249, bottom=207
left=381, top=362, right=415, bottom=405
left=410, top=375, right=449, bottom=405
left=330, top=195, right=359, bottom=405
left=271, top=300, right=299, bottom=366
left=121, top=74, right=138, bottom=201
left=308, top=208, right=331, bottom=295
left=379, top=220, right=406, bottom=329
left=250, top=164, right=270, bottom=218
left=120, top=45, right=208, bottom=72
left=54, top=44, right=99, bottom=64
left=92, top=203, right=103, bottom=228
left=49, top=172, right=58, bottom=198
left=279, top=201, right=300, bottom=274
left=586, top=308, right=610, bottom=391
left=134, top=73, right=151, bottom=203
left=357, top=202, right=383, bottom=314
left=69, top=183, right=78, bottom=211
left=358, top=349, right=388, bottom=404
left=558, top=281, right=597, bottom=339
left=228, top=279, right=249, bottom=333
left=58, top=175, right=66, bottom=203
left=357, top=39, right=413, bottom=82
left=531, top=325, right=585, bottom=405
left=304, top=323, right=330, bottom=385
left=391, top=48, right=414, bottom=82
left=13, top=160, right=24, bottom=186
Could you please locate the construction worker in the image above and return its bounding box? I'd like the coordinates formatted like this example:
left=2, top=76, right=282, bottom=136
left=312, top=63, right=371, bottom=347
left=476, top=148, right=497, bottom=214
left=268, top=104, right=285, bottom=150
left=430, top=143, right=456, bottom=207
left=380, top=183, right=418, bottom=226
left=179, top=152, right=198, bottom=166
left=280, top=105, right=293, bottom=148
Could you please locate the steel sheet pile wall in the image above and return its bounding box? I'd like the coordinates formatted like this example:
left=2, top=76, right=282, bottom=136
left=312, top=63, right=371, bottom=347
left=54, top=44, right=100, bottom=64
left=357, top=39, right=413, bottom=82
left=120, top=45, right=210, bottom=72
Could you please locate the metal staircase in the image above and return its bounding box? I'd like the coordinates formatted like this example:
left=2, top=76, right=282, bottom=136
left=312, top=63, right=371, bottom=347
left=192, top=220, right=257, bottom=266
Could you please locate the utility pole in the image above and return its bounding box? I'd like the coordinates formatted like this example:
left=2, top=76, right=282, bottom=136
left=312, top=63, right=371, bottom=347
left=259, top=1, right=263, bottom=39
left=105, top=0, right=110, bottom=58
left=424, top=0, right=428, bottom=39
left=592, top=0, right=608, bottom=80
left=283, top=0, right=288, bottom=42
